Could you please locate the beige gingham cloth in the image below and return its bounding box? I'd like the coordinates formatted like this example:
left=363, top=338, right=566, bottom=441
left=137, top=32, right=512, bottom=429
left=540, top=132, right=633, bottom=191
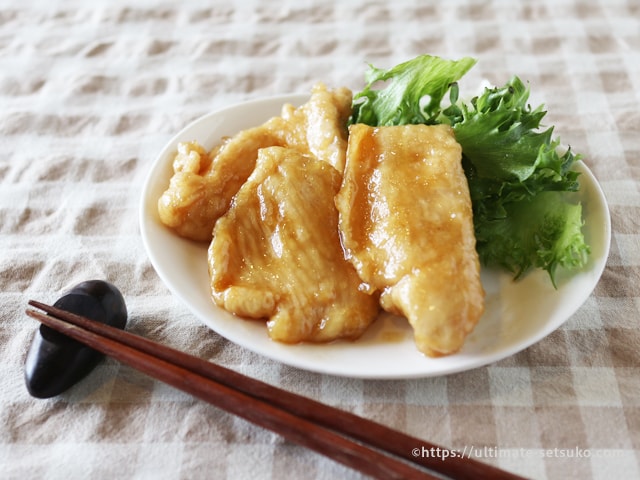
left=1, top=1, right=638, bottom=479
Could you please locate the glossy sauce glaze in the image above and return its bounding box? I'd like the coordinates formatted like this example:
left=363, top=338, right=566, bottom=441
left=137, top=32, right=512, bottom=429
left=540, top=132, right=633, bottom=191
left=336, top=124, right=484, bottom=357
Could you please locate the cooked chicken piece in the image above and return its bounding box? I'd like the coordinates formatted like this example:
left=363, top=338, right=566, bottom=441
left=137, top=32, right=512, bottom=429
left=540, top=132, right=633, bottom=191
left=335, top=124, right=484, bottom=356
left=208, top=146, right=379, bottom=343
left=158, top=83, right=352, bottom=241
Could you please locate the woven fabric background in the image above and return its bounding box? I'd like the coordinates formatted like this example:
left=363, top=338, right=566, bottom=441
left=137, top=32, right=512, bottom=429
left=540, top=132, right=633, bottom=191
left=1, top=1, right=638, bottom=479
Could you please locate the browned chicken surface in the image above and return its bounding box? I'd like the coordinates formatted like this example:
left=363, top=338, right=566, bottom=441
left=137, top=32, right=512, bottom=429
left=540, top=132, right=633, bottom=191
left=208, top=146, right=380, bottom=343
left=158, top=83, right=352, bottom=241
left=335, top=124, right=485, bottom=356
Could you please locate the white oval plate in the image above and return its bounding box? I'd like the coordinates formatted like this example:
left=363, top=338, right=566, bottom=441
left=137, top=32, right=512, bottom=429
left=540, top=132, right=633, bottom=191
left=139, top=94, right=611, bottom=379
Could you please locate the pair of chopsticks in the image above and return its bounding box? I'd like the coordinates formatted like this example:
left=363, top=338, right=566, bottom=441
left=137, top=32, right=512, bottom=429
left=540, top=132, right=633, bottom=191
left=26, top=301, right=524, bottom=480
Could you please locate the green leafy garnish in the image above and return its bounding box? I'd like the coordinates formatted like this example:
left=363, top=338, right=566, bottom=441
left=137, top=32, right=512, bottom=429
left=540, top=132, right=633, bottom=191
left=351, top=55, right=477, bottom=126
left=474, top=192, right=588, bottom=287
left=350, top=54, right=590, bottom=285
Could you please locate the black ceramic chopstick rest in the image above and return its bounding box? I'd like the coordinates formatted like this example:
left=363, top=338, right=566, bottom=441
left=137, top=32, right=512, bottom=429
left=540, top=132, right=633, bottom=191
left=24, top=280, right=128, bottom=398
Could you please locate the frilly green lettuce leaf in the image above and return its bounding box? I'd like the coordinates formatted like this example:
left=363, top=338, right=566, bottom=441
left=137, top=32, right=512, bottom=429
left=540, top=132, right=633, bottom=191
left=350, top=54, right=476, bottom=126
left=474, top=192, right=589, bottom=287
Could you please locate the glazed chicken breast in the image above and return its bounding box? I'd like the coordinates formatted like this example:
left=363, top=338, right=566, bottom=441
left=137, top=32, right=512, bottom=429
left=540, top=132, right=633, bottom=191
left=158, top=83, right=352, bottom=241
left=335, top=124, right=485, bottom=356
left=208, top=146, right=380, bottom=343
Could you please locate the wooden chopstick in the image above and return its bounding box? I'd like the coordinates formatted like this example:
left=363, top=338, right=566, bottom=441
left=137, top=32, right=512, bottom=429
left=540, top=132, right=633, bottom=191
left=27, top=300, right=525, bottom=480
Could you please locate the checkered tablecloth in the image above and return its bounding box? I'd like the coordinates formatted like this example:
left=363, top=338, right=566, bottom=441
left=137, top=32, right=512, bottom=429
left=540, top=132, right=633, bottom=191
left=1, top=1, right=638, bottom=479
